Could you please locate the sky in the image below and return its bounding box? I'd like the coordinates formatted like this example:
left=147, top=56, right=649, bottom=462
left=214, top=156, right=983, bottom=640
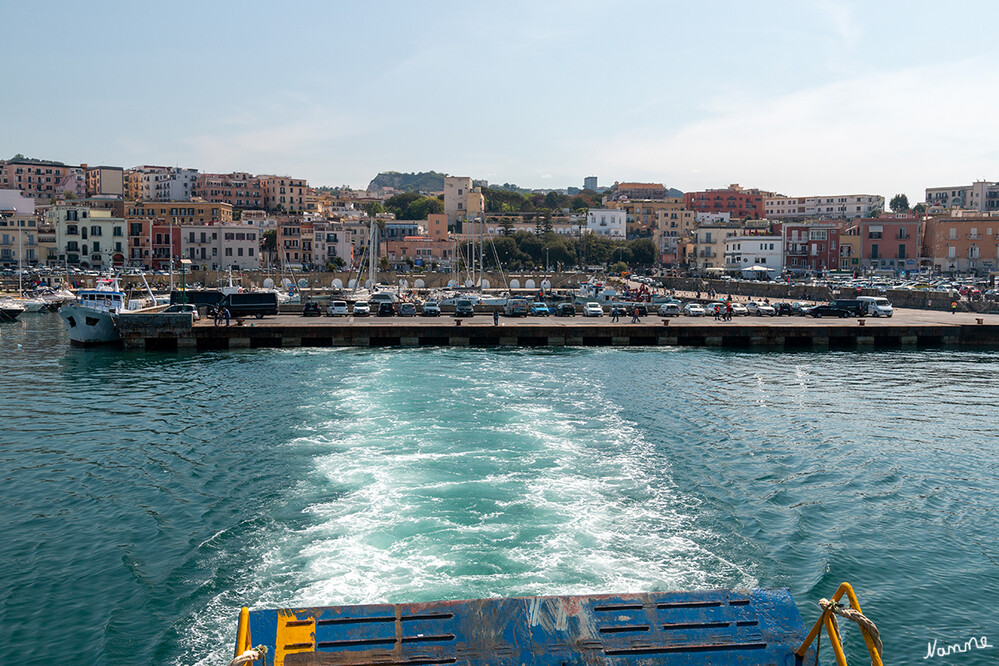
left=3, top=0, right=998, bottom=202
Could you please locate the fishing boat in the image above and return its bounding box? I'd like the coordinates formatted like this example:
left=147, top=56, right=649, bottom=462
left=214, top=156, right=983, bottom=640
left=230, top=582, right=881, bottom=666
left=58, top=276, right=129, bottom=345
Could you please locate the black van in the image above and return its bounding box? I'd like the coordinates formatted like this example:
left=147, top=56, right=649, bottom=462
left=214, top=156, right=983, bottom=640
left=214, top=292, right=279, bottom=319
left=829, top=299, right=865, bottom=316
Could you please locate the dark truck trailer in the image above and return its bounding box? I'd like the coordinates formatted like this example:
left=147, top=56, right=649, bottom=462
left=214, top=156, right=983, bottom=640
left=213, top=291, right=279, bottom=319
left=170, top=290, right=224, bottom=308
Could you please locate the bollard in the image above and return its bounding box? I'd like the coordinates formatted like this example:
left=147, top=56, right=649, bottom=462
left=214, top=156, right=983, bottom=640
left=858, top=319, right=865, bottom=326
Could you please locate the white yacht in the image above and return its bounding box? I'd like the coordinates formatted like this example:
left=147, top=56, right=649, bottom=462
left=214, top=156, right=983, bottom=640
left=59, top=277, right=128, bottom=345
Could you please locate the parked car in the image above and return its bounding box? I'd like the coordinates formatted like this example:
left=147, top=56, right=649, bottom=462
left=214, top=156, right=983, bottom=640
left=397, top=302, right=417, bottom=316
left=775, top=302, right=793, bottom=316
left=530, top=302, right=551, bottom=316
left=809, top=304, right=852, bottom=318
left=376, top=302, right=395, bottom=317
left=503, top=298, right=529, bottom=317
left=303, top=301, right=322, bottom=317
left=829, top=299, right=866, bottom=316
left=730, top=303, right=749, bottom=316
left=704, top=302, right=725, bottom=316
left=327, top=300, right=349, bottom=316
left=162, top=303, right=199, bottom=320
left=351, top=301, right=370, bottom=316
left=683, top=303, right=706, bottom=317
left=657, top=302, right=681, bottom=317
left=554, top=302, right=577, bottom=317
left=790, top=301, right=812, bottom=315
left=583, top=302, right=604, bottom=317
left=421, top=300, right=441, bottom=316
left=454, top=299, right=475, bottom=317
left=746, top=301, right=776, bottom=316
left=856, top=296, right=893, bottom=317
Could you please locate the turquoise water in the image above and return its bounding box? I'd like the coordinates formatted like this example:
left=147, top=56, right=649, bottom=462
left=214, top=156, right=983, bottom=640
left=1, top=314, right=997, bottom=665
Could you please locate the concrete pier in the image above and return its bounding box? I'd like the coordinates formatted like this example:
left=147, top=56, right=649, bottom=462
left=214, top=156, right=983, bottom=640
left=116, top=310, right=999, bottom=352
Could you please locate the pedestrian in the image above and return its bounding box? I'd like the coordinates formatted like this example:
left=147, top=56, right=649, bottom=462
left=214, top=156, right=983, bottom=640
left=714, top=304, right=721, bottom=320
left=611, top=306, right=618, bottom=322
left=951, top=300, right=957, bottom=315
left=631, top=306, right=640, bottom=324
left=493, top=310, right=499, bottom=326
left=214, top=306, right=221, bottom=327
left=223, top=306, right=231, bottom=326
left=726, top=301, right=732, bottom=321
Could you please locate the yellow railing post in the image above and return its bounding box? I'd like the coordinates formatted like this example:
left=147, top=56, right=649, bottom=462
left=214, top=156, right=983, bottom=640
left=236, top=607, right=251, bottom=655
left=796, top=582, right=882, bottom=666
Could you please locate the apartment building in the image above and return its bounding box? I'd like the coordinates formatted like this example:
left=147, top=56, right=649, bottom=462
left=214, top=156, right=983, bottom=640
left=684, top=184, right=773, bottom=220
left=1, top=160, right=79, bottom=200
left=312, top=221, right=354, bottom=269
left=838, top=214, right=920, bottom=273
left=125, top=166, right=198, bottom=202
left=195, top=172, right=266, bottom=209
left=693, top=225, right=746, bottom=273
left=443, top=177, right=484, bottom=228
left=586, top=209, right=626, bottom=238
left=0, top=206, right=44, bottom=268
left=260, top=175, right=308, bottom=211
left=923, top=213, right=999, bottom=273
left=724, top=234, right=784, bottom=276
left=608, top=182, right=670, bottom=201
left=125, top=201, right=233, bottom=226
left=605, top=197, right=686, bottom=236
left=84, top=166, right=125, bottom=198
left=180, top=224, right=259, bottom=271
left=781, top=221, right=845, bottom=274
left=925, top=181, right=999, bottom=213
left=48, top=206, right=126, bottom=269
left=765, top=194, right=883, bottom=220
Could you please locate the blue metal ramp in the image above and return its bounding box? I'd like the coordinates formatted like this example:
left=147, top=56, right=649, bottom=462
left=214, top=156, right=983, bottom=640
left=238, top=588, right=817, bottom=665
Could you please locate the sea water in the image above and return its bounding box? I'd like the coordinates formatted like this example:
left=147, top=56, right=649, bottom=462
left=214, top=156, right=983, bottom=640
left=1, top=314, right=997, bottom=665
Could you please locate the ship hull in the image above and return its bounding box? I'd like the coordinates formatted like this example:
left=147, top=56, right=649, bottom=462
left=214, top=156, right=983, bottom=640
left=59, top=305, right=121, bottom=345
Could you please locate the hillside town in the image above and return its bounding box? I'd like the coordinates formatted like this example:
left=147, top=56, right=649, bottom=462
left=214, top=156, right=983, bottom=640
left=1, top=156, right=998, bottom=279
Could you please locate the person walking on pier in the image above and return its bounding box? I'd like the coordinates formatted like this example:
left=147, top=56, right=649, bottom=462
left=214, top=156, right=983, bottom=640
left=631, top=306, right=640, bottom=324
left=952, top=300, right=958, bottom=315
left=611, top=306, right=619, bottom=323
left=493, top=310, right=499, bottom=326
left=223, top=306, right=231, bottom=326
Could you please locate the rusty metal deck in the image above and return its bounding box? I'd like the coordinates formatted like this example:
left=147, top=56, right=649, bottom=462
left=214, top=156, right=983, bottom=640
left=240, top=588, right=817, bottom=665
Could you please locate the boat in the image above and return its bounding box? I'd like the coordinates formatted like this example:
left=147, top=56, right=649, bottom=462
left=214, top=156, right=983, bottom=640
left=0, top=299, right=25, bottom=322
left=58, top=276, right=129, bottom=345
left=230, top=582, right=882, bottom=666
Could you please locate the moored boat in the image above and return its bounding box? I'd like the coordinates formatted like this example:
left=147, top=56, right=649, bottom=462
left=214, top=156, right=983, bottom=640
left=0, top=300, right=25, bottom=321
left=59, top=277, right=128, bottom=345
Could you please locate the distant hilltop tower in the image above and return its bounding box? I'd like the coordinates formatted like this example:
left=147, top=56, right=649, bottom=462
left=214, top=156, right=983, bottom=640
left=584, top=176, right=598, bottom=191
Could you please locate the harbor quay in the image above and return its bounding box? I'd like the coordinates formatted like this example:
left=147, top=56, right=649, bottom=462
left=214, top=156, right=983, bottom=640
left=117, top=308, right=999, bottom=352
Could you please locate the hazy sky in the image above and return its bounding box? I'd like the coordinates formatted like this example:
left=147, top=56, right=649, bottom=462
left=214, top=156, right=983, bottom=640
left=3, top=0, right=997, bottom=201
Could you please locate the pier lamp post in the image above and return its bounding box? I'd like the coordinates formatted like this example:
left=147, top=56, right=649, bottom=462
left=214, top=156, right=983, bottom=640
left=180, top=258, right=191, bottom=304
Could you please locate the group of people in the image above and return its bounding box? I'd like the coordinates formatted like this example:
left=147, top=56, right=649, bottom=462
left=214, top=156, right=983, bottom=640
left=214, top=306, right=231, bottom=326
left=610, top=305, right=643, bottom=323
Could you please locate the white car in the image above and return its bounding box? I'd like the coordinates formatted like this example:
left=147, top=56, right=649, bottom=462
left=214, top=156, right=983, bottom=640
left=657, top=302, right=681, bottom=317
left=162, top=303, right=199, bottom=320
left=683, top=303, right=706, bottom=317
left=746, top=301, right=776, bottom=316
left=730, top=303, right=749, bottom=316
left=327, top=300, right=349, bottom=316
left=583, top=302, right=604, bottom=317
left=351, top=301, right=370, bottom=316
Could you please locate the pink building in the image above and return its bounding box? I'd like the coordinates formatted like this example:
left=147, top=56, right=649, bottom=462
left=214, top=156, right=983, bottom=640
left=844, top=214, right=920, bottom=273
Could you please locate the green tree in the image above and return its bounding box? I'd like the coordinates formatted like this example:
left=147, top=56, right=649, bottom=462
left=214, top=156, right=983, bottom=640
left=913, top=203, right=926, bottom=214
left=628, top=238, right=657, bottom=266
left=262, top=229, right=277, bottom=252
left=364, top=202, right=384, bottom=218
left=611, top=261, right=629, bottom=274
left=500, top=217, right=513, bottom=236
left=889, top=194, right=910, bottom=212
left=378, top=256, right=390, bottom=272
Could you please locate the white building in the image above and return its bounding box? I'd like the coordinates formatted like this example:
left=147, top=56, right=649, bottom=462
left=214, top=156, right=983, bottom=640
left=586, top=209, right=626, bottom=238
left=49, top=206, right=126, bottom=269
left=926, top=181, right=999, bottom=213
left=130, top=166, right=199, bottom=202
left=695, top=211, right=731, bottom=224
left=313, top=221, right=354, bottom=268
left=180, top=224, right=259, bottom=271
left=765, top=194, right=883, bottom=219
left=724, top=234, right=784, bottom=277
